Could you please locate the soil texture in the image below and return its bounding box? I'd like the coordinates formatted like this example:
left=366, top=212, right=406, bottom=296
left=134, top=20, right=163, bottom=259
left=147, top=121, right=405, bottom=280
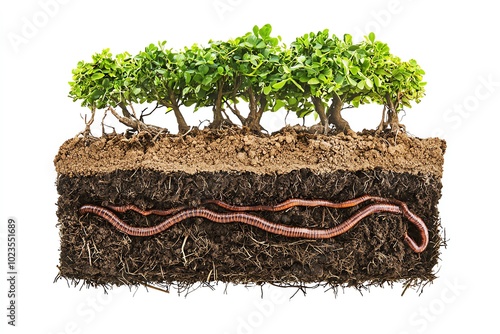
left=55, top=128, right=445, bottom=291
left=54, top=127, right=445, bottom=178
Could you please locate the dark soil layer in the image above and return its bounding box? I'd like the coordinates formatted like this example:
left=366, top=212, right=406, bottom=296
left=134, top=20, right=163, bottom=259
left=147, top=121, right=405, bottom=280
left=54, top=128, right=445, bottom=290
left=56, top=169, right=443, bottom=289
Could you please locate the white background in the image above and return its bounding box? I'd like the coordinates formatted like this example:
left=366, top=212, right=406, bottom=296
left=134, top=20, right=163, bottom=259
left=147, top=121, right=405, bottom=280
left=1, top=1, right=499, bottom=333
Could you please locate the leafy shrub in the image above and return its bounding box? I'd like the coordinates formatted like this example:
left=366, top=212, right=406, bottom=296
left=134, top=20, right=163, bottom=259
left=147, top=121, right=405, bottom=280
left=69, top=25, right=425, bottom=135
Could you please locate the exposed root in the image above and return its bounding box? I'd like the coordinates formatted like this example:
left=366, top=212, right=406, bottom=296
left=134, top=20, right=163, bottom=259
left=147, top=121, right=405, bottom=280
left=108, top=106, right=168, bottom=137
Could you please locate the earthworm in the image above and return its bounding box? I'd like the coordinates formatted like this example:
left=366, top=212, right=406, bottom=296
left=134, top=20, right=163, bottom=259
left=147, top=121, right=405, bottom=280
left=104, top=204, right=186, bottom=216
left=202, top=196, right=428, bottom=252
left=203, top=195, right=395, bottom=212
left=105, top=195, right=407, bottom=215
left=79, top=202, right=428, bottom=252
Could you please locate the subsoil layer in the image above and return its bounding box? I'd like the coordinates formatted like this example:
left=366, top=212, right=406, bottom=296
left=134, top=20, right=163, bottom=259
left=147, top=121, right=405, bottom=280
left=55, top=128, right=446, bottom=290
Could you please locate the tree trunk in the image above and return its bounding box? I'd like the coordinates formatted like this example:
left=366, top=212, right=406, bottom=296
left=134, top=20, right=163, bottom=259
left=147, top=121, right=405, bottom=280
left=326, top=94, right=352, bottom=134
left=118, top=102, right=132, bottom=118
left=224, top=100, right=247, bottom=124
left=255, top=95, right=267, bottom=128
left=311, top=96, right=329, bottom=134
left=244, top=87, right=258, bottom=129
left=82, top=108, right=96, bottom=135
left=167, top=92, right=190, bottom=134
left=210, top=84, right=225, bottom=129
left=376, top=105, right=388, bottom=133
left=385, top=93, right=405, bottom=132
left=245, top=92, right=267, bottom=132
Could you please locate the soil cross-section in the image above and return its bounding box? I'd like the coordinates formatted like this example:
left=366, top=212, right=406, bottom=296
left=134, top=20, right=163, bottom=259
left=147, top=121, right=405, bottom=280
left=54, top=128, right=446, bottom=290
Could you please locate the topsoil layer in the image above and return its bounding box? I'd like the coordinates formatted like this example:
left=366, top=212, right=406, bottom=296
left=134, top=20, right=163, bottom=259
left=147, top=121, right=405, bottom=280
left=54, top=127, right=446, bottom=178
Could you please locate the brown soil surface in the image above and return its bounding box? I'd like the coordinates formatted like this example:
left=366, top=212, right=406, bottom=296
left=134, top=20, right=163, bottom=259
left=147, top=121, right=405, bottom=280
left=54, top=127, right=446, bottom=178
left=54, top=128, right=446, bottom=291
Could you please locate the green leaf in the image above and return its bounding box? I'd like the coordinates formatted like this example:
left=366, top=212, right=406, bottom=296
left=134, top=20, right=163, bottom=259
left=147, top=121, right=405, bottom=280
left=91, top=72, right=105, bottom=80
left=199, top=64, right=209, bottom=75
left=102, top=78, right=111, bottom=88
left=350, top=66, right=360, bottom=75
left=273, top=99, right=286, bottom=111
left=259, top=24, right=272, bottom=38
left=263, top=86, right=272, bottom=95
left=253, top=25, right=259, bottom=37
left=272, top=80, right=287, bottom=90
left=352, top=95, right=361, bottom=107
left=202, top=75, right=212, bottom=86
left=341, top=59, right=349, bottom=72
left=289, top=78, right=305, bottom=92
left=256, top=41, right=266, bottom=48
left=347, top=76, right=357, bottom=86
left=375, top=69, right=390, bottom=76
left=308, top=78, right=320, bottom=85
left=368, top=32, right=375, bottom=43
left=344, top=34, right=352, bottom=45
left=90, top=89, right=103, bottom=100
left=364, top=78, right=373, bottom=89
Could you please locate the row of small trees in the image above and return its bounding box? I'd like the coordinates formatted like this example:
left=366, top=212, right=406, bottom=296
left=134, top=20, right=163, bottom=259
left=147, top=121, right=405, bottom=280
left=69, top=24, right=426, bottom=135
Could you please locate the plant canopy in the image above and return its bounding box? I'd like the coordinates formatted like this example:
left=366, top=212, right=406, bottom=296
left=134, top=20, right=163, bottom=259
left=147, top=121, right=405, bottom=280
left=69, top=24, right=426, bottom=136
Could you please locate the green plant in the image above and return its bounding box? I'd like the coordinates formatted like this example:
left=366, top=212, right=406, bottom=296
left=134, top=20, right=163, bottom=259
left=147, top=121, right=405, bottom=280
left=358, top=33, right=426, bottom=132
left=227, top=24, right=283, bottom=131
left=180, top=24, right=284, bottom=132
left=280, top=30, right=372, bottom=134
left=275, top=29, right=337, bottom=133
left=135, top=42, right=190, bottom=133
left=68, top=49, right=163, bottom=135
left=376, top=56, right=426, bottom=132
left=68, top=25, right=426, bottom=136
left=180, top=41, right=235, bottom=129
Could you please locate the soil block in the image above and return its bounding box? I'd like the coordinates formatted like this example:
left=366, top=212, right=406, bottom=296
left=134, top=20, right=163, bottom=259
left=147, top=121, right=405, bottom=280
left=54, top=127, right=446, bottom=291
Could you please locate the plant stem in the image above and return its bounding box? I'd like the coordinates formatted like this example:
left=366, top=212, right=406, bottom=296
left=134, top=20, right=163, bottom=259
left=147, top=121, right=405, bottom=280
left=385, top=93, right=405, bottom=132
left=168, top=92, right=190, bottom=133
left=311, top=96, right=329, bottom=134
left=326, top=94, right=352, bottom=134
left=210, top=82, right=225, bottom=128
